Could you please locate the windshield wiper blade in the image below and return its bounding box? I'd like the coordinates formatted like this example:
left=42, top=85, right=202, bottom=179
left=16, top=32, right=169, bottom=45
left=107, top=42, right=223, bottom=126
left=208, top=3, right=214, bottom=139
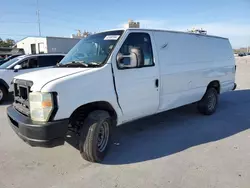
left=87, top=62, right=101, bottom=67
left=57, top=61, right=88, bottom=68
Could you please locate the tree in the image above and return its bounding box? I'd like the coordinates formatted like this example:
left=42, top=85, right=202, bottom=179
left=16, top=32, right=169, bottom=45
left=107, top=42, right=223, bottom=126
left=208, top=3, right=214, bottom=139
left=5, top=39, right=15, bottom=47
left=0, top=38, right=15, bottom=47
left=71, top=30, right=93, bottom=38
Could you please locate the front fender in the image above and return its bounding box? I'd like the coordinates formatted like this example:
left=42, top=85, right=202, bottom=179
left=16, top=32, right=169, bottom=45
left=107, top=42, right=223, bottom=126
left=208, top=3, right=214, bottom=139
left=0, top=79, right=9, bottom=89
left=41, top=64, right=123, bottom=125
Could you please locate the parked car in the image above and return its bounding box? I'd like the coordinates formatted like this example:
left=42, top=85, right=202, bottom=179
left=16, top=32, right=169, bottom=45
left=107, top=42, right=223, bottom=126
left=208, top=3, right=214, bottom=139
left=238, top=53, right=246, bottom=57
left=7, top=29, right=236, bottom=163
left=0, top=53, right=65, bottom=103
left=0, top=54, right=23, bottom=65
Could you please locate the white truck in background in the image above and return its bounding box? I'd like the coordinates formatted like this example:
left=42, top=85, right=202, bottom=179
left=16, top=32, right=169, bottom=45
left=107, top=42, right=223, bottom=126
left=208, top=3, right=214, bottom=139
left=7, top=28, right=236, bottom=162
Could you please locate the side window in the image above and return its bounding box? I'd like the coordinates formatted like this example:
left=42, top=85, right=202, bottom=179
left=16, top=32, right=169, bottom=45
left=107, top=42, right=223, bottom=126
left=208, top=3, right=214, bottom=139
left=118, top=33, right=154, bottom=69
left=21, top=58, right=38, bottom=69
left=38, top=56, right=64, bottom=67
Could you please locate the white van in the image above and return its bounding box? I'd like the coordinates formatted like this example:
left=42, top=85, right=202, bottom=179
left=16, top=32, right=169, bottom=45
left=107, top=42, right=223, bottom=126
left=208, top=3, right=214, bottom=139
left=0, top=54, right=65, bottom=103
left=7, top=29, right=236, bottom=162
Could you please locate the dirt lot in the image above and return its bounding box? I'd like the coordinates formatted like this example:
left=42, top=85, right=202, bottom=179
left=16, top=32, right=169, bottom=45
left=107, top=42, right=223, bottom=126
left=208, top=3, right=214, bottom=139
left=0, top=57, right=250, bottom=188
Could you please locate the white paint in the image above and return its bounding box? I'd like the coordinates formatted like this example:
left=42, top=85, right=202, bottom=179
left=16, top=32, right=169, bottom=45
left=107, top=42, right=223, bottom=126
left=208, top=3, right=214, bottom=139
left=15, top=67, right=90, bottom=92
left=13, top=28, right=235, bottom=125
left=152, top=30, right=235, bottom=113
left=40, top=63, right=123, bottom=123
left=111, top=31, right=160, bottom=123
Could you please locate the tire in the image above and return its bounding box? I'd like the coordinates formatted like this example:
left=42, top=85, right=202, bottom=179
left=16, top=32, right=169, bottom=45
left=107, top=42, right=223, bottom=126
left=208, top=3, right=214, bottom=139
left=79, top=110, right=112, bottom=162
left=197, top=87, right=218, bottom=115
left=0, top=85, right=8, bottom=104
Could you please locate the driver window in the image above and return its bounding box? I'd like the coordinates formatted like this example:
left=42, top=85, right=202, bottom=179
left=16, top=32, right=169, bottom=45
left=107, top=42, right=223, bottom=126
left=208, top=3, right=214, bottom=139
left=21, top=58, right=38, bottom=69
left=118, top=33, right=154, bottom=68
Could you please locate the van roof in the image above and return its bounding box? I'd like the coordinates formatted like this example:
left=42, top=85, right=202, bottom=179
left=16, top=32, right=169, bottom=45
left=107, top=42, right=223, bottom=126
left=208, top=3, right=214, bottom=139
left=101, top=28, right=228, bottom=40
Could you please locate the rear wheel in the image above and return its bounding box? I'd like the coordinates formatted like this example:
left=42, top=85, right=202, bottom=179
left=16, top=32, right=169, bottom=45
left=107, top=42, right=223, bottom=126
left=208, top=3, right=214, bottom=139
left=197, top=87, right=218, bottom=115
left=0, top=85, right=8, bottom=104
left=78, top=110, right=112, bottom=162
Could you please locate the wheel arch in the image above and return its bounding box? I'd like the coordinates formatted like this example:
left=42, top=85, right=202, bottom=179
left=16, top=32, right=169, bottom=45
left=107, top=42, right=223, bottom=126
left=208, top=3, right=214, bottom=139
left=0, top=79, right=9, bottom=90
left=69, top=101, right=118, bottom=129
left=207, top=80, right=220, bottom=94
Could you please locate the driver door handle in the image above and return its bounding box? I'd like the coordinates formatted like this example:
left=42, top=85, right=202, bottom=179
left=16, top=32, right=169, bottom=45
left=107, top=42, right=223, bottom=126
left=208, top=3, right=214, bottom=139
left=155, top=79, right=159, bottom=88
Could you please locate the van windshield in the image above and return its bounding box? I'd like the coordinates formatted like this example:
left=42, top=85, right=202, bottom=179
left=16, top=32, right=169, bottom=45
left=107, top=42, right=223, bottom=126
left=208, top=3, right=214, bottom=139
left=58, top=30, right=124, bottom=67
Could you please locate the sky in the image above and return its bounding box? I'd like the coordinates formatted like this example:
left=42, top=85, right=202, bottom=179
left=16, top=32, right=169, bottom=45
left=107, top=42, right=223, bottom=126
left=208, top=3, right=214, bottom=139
left=0, top=0, right=250, bottom=48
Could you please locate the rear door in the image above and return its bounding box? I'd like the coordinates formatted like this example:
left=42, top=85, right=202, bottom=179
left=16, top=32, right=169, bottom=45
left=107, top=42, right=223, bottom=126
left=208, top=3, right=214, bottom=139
left=113, top=32, right=160, bottom=123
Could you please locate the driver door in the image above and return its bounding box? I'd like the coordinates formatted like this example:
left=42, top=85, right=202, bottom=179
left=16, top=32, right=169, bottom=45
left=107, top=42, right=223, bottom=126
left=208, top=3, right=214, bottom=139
left=113, top=32, right=160, bottom=123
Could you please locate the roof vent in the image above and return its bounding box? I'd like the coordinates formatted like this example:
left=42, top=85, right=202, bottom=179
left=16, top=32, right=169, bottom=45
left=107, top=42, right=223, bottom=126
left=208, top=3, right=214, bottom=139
left=127, top=19, right=140, bottom=28
left=188, top=28, right=207, bottom=35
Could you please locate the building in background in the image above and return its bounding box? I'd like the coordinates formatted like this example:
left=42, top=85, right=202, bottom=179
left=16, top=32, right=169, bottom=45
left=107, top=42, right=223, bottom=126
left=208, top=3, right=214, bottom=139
left=16, top=36, right=81, bottom=55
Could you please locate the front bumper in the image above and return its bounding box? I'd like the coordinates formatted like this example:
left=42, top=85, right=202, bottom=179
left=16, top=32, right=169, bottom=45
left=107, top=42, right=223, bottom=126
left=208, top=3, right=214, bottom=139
left=7, top=105, right=69, bottom=147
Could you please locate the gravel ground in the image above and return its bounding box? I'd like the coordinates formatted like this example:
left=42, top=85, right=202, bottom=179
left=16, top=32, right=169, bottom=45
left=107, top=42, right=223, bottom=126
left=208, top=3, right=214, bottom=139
left=0, top=56, right=250, bottom=188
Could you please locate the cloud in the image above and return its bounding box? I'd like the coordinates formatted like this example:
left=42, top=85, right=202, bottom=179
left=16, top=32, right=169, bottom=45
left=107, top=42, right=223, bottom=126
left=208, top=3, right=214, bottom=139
left=117, top=19, right=250, bottom=48
left=137, top=19, right=169, bottom=29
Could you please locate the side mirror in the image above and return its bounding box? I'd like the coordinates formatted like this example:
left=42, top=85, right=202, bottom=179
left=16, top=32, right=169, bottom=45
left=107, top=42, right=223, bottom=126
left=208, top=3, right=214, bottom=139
left=117, top=53, right=138, bottom=68
left=117, top=47, right=144, bottom=68
left=14, top=65, right=22, bottom=72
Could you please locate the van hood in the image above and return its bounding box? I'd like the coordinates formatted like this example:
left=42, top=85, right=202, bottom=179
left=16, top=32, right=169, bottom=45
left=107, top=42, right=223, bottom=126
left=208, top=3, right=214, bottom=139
left=14, top=68, right=91, bottom=91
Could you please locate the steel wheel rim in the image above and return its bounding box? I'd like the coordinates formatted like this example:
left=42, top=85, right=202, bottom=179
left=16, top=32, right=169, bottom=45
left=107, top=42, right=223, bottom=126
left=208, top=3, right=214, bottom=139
left=207, top=92, right=216, bottom=111
left=0, top=89, right=3, bottom=101
left=97, top=121, right=109, bottom=152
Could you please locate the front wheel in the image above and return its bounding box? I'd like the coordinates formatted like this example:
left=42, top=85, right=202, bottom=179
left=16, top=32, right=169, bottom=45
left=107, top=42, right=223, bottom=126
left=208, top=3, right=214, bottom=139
left=0, top=85, right=8, bottom=104
left=197, top=87, right=218, bottom=115
left=79, top=110, right=112, bottom=162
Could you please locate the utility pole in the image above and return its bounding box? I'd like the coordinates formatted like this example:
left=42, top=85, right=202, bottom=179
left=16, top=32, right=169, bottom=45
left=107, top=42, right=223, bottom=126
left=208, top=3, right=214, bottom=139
left=36, top=0, right=41, bottom=36
left=247, top=40, right=249, bottom=54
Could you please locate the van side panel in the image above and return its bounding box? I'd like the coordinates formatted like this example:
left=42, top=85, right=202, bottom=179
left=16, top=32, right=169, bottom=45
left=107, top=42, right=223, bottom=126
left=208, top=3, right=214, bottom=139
left=152, top=31, right=235, bottom=112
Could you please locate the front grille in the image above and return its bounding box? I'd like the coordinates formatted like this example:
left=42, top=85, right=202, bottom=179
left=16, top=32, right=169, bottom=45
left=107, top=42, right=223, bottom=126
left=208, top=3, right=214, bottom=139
left=13, top=79, right=33, bottom=117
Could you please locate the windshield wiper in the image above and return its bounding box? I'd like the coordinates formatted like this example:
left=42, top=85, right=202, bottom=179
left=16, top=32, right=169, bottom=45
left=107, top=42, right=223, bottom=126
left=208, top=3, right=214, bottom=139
left=87, top=62, right=101, bottom=67
left=57, top=61, right=88, bottom=68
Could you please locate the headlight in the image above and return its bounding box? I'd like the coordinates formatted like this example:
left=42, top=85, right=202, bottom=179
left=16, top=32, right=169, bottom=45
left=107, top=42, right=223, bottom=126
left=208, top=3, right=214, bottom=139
left=29, top=92, right=54, bottom=122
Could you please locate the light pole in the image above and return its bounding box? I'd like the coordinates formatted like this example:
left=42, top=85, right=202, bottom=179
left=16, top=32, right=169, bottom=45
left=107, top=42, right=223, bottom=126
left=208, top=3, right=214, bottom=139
left=36, top=0, right=41, bottom=36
